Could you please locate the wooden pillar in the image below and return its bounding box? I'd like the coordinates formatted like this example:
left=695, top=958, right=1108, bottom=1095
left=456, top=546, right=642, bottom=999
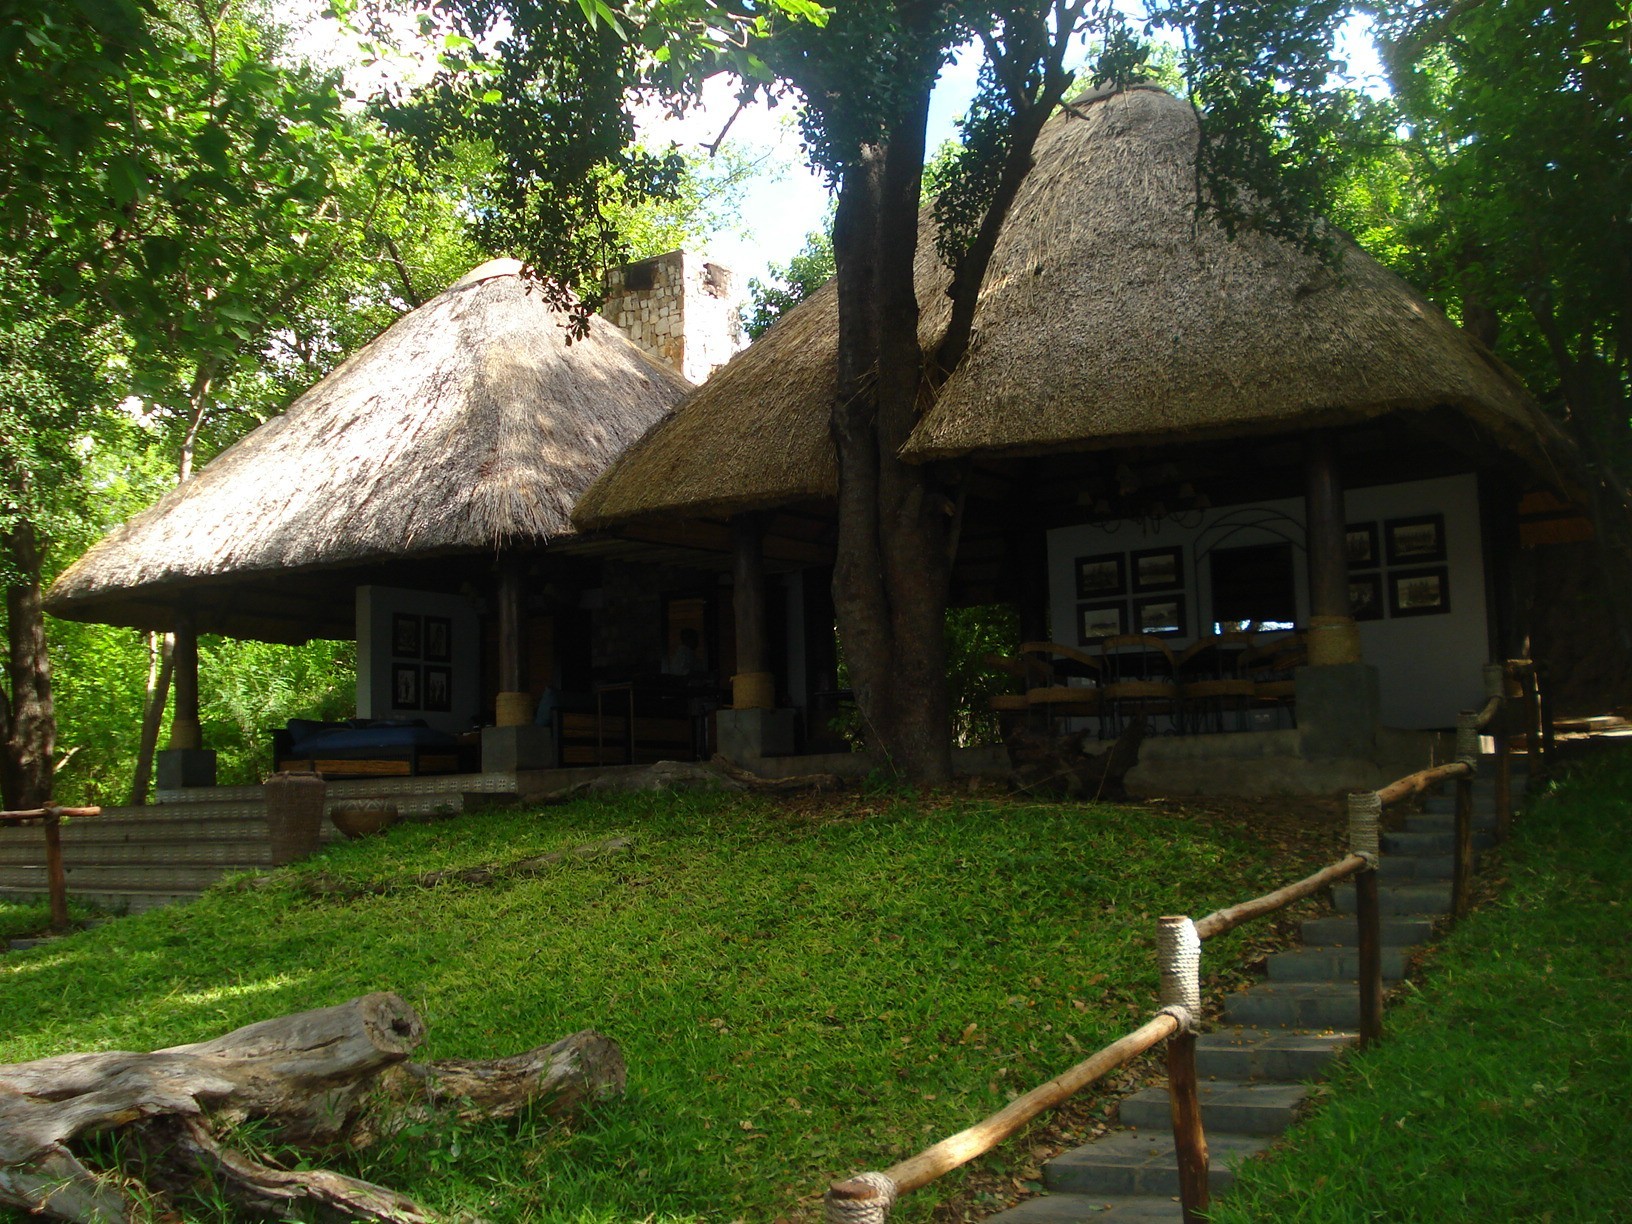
left=732, top=513, right=772, bottom=709
left=494, top=558, right=530, bottom=726
left=1304, top=433, right=1360, bottom=664
left=169, top=609, right=202, bottom=750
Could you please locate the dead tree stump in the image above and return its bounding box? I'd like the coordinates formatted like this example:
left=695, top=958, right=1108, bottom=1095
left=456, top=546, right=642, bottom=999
left=0, top=992, right=624, bottom=1223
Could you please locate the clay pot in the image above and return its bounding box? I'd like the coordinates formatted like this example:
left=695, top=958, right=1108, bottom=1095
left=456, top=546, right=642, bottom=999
left=329, top=799, right=401, bottom=839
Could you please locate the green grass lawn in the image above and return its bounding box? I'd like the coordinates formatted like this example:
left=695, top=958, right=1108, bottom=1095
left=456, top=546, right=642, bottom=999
left=0, top=788, right=1336, bottom=1223
left=1213, top=750, right=1632, bottom=1223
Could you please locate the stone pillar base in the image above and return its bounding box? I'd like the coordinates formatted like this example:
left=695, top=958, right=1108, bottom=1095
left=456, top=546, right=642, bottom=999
left=482, top=724, right=557, bottom=772
left=157, top=748, right=217, bottom=790
left=1295, top=663, right=1381, bottom=760
left=716, top=708, right=798, bottom=762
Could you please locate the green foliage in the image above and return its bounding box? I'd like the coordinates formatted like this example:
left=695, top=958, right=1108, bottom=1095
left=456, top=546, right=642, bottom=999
left=0, top=789, right=1330, bottom=1220
left=1367, top=0, right=1631, bottom=475
left=1215, top=755, right=1632, bottom=1221
left=744, top=210, right=836, bottom=339
left=199, top=638, right=356, bottom=785
left=946, top=604, right=1020, bottom=747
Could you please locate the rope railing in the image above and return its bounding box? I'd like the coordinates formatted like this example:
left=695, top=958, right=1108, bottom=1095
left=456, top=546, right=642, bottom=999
left=0, top=805, right=102, bottom=933
left=819, top=657, right=1550, bottom=1224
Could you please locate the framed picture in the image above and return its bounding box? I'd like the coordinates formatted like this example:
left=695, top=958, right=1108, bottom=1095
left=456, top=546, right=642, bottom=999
left=1348, top=573, right=1384, bottom=622
left=1075, top=552, right=1127, bottom=599
left=391, top=663, right=421, bottom=710
left=1078, top=601, right=1127, bottom=642
left=1389, top=567, right=1451, bottom=617
left=1133, top=594, right=1186, bottom=637
left=1131, top=546, right=1183, bottom=593
left=1385, top=514, right=1447, bottom=565
left=423, top=665, right=452, bottom=713
left=1345, top=522, right=1379, bottom=570
left=423, top=615, right=452, bottom=663
left=392, top=613, right=422, bottom=659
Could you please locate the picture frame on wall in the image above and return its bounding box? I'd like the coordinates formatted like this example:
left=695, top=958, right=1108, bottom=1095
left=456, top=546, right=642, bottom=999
left=423, top=615, right=452, bottom=663
left=1078, top=601, right=1126, bottom=642
left=1385, top=514, right=1447, bottom=565
left=1133, top=594, right=1186, bottom=637
left=1389, top=567, right=1451, bottom=617
left=1130, top=546, right=1183, bottom=592
left=392, top=613, right=422, bottom=659
left=1075, top=553, right=1127, bottom=599
left=391, top=663, right=421, bottom=710
left=423, top=665, right=452, bottom=713
left=1345, top=522, right=1379, bottom=569
left=1348, top=573, right=1384, bottom=622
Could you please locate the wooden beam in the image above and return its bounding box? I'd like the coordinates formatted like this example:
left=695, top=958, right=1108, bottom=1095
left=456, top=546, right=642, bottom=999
left=732, top=514, right=768, bottom=677
left=1304, top=432, right=1349, bottom=622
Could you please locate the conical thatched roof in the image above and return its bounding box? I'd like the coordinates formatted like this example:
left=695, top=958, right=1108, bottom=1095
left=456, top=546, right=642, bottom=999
left=574, top=85, right=1554, bottom=531
left=49, top=260, right=691, bottom=626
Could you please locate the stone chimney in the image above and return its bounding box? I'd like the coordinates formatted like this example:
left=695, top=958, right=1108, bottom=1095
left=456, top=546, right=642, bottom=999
left=601, top=250, right=744, bottom=385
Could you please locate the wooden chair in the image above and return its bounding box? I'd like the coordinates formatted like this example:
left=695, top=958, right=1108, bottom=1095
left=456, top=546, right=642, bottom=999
left=1018, top=641, right=1104, bottom=735
left=1243, top=632, right=1306, bottom=728
left=1098, top=635, right=1180, bottom=736
left=1177, top=633, right=1255, bottom=733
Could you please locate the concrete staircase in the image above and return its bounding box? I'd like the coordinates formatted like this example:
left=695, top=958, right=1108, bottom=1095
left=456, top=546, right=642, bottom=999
left=986, top=759, right=1521, bottom=1222
left=0, top=772, right=525, bottom=915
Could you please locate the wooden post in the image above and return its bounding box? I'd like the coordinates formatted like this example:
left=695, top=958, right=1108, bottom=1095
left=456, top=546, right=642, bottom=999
left=1488, top=665, right=1507, bottom=842
left=731, top=513, right=771, bottom=709
left=1157, top=915, right=1208, bottom=1224
left=1537, top=661, right=1556, bottom=779
left=1453, top=769, right=1475, bottom=920
left=494, top=558, right=531, bottom=726
left=43, top=810, right=68, bottom=933
left=169, top=609, right=202, bottom=750
left=1347, top=790, right=1384, bottom=1049
left=1521, top=666, right=1542, bottom=781
left=1304, top=434, right=1349, bottom=622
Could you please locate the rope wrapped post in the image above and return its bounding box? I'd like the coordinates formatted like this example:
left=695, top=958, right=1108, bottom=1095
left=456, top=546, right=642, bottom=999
left=1347, top=790, right=1384, bottom=1048
left=825, top=1172, right=898, bottom=1224
left=1157, top=915, right=1209, bottom=1224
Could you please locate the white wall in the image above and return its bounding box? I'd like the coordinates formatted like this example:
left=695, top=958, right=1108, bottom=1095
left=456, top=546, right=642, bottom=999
left=356, top=585, right=483, bottom=734
left=1045, top=474, right=1490, bottom=728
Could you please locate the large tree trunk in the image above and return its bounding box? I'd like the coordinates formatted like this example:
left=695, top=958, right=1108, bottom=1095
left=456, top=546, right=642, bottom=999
left=830, top=76, right=955, bottom=787
left=1, top=520, right=55, bottom=811
left=0, top=992, right=625, bottom=1223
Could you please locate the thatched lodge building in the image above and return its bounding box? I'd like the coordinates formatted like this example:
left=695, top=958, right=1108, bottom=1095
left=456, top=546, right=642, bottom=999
left=46, top=255, right=750, bottom=785
left=573, top=84, right=1579, bottom=792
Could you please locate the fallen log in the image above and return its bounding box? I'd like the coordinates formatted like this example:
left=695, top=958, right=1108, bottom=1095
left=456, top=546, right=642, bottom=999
left=0, top=993, right=624, bottom=1223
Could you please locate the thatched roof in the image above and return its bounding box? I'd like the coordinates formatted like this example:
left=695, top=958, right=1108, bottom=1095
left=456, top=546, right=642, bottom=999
left=49, top=260, right=690, bottom=626
left=574, top=85, right=1555, bottom=531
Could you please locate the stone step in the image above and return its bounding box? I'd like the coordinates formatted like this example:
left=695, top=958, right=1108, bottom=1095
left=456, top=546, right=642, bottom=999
left=1377, top=853, right=1455, bottom=880
left=1195, top=1028, right=1354, bottom=1082
left=1403, top=811, right=1498, bottom=836
left=0, top=840, right=273, bottom=868
left=0, top=864, right=238, bottom=893
left=1266, top=946, right=1409, bottom=982
left=0, top=887, right=196, bottom=915
left=1044, top=1130, right=1271, bottom=1198
left=1300, top=914, right=1436, bottom=947
left=986, top=1192, right=1186, bottom=1221
left=1421, top=794, right=1503, bottom=818
left=1332, top=881, right=1452, bottom=915
left=1384, top=828, right=1495, bottom=856
left=1119, top=1081, right=1308, bottom=1136
left=1222, top=981, right=1364, bottom=1030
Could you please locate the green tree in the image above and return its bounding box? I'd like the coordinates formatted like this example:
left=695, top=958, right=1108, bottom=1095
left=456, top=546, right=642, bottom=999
left=744, top=211, right=836, bottom=338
